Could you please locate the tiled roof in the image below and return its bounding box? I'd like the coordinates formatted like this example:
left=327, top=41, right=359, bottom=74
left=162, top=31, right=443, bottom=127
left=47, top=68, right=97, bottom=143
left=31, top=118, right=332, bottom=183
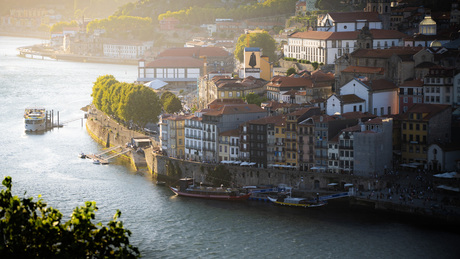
left=267, top=76, right=312, bottom=88
left=361, top=79, right=398, bottom=91
left=204, top=104, right=265, bottom=116
left=351, top=47, right=423, bottom=59
left=339, top=94, right=365, bottom=104
left=342, top=124, right=361, bottom=132
left=311, top=114, right=335, bottom=122
left=400, top=79, right=424, bottom=87
left=401, top=103, right=451, bottom=120
left=207, top=98, right=246, bottom=109
left=157, top=46, right=231, bottom=58
left=328, top=11, right=381, bottom=22
left=220, top=128, right=239, bottom=136
left=291, top=29, right=407, bottom=41
left=145, top=57, right=203, bottom=68
left=247, top=114, right=286, bottom=126
left=342, top=66, right=384, bottom=74
left=340, top=111, right=376, bottom=120
left=311, top=70, right=335, bottom=82
left=415, top=61, right=436, bottom=69
left=365, top=117, right=383, bottom=125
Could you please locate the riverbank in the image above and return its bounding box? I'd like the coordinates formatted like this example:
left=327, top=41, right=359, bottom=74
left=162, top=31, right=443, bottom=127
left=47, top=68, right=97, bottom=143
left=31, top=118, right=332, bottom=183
left=0, top=29, right=49, bottom=40
left=86, top=107, right=460, bottom=227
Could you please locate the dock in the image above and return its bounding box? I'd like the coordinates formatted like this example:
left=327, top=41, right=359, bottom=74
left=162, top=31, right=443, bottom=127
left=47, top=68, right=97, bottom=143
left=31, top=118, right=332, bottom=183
left=83, top=145, right=132, bottom=165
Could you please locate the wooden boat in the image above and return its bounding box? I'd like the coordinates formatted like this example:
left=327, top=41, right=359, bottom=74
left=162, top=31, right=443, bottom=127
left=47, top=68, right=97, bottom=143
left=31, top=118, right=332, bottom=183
left=267, top=196, right=327, bottom=208
left=169, top=178, right=251, bottom=201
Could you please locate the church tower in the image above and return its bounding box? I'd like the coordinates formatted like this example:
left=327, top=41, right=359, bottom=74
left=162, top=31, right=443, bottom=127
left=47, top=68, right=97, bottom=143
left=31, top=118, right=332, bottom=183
left=365, top=0, right=391, bottom=30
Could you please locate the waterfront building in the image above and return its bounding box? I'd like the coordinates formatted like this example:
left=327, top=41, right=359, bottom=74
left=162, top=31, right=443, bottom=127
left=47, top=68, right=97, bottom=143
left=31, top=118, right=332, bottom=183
left=353, top=117, right=393, bottom=177
left=159, top=114, right=189, bottom=159
left=242, top=115, right=284, bottom=168
left=103, top=39, right=153, bottom=59
left=423, top=67, right=456, bottom=105
left=283, top=27, right=406, bottom=65
left=184, top=113, right=204, bottom=161
left=201, top=103, right=267, bottom=162
left=328, top=78, right=399, bottom=116
left=400, top=103, right=452, bottom=166
left=427, top=143, right=460, bottom=172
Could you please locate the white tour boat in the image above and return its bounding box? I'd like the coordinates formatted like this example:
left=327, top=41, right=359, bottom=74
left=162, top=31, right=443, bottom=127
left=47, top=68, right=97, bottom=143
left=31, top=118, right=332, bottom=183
left=24, top=107, right=46, bottom=132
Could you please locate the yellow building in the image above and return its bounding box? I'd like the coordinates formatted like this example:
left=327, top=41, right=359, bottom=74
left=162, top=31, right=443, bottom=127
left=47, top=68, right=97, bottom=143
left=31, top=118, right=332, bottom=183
left=160, top=114, right=189, bottom=159
left=400, top=104, right=451, bottom=165
left=274, top=119, right=287, bottom=166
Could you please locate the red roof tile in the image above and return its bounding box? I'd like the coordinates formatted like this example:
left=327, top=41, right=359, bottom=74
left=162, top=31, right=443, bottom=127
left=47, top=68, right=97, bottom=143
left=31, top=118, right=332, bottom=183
left=361, top=79, right=398, bottom=91
left=328, top=11, right=381, bottom=22
left=146, top=57, right=203, bottom=68
left=342, top=66, right=384, bottom=75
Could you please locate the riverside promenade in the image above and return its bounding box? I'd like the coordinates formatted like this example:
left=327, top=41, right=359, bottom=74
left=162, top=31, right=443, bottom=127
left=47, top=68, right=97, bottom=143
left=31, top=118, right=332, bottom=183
left=85, top=106, right=460, bottom=226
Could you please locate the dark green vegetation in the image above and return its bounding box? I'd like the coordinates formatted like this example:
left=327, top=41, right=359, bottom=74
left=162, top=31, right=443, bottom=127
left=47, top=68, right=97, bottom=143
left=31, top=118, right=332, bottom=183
left=86, top=16, right=155, bottom=41
left=160, top=91, right=183, bottom=114
left=234, top=32, right=277, bottom=63
left=0, top=176, right=140, bottom=258
left=244, top=93, right=268, bottom=107
left=91, top=75, right=162, bottom=128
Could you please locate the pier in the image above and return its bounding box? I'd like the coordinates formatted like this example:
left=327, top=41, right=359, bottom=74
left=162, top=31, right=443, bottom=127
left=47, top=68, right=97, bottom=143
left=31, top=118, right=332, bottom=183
left=84, top=145, right=132, bottom=165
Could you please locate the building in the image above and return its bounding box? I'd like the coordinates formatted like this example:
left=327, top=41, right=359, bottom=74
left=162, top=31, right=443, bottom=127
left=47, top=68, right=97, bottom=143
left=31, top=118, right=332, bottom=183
left=284, top=27, right=407, bottom=65
left=317, top=11, right=383, bottom=32
left=400, top=103, right=452, bottom=166
left=328, top=78, right=399, bottom=116
left=103, top=39, right=153, bottom=59
left=423, top=67, right=456, bottom=105
left=399, top=79, right=424, bottom=113
left=159, top=114, right=189, bottom=159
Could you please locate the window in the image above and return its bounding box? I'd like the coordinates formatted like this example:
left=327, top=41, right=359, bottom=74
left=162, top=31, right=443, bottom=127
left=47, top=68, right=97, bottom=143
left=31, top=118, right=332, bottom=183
left=221, top=92, right=225, bottom=97
left=229, top=92, right=233, bottom=97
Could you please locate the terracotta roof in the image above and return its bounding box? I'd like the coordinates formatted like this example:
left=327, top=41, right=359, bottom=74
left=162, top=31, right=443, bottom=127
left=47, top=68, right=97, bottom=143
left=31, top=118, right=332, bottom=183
left=157, top=46, right=231, bottom=58
left=311, top=114, right=335, bottom=123
left=340, top=111, right=376, bottom=120
left=328, top=11, right=381, bottom=22
left=342, top=124, right=361, bottom=132
left=291, top=29, right=407, bottom=41
left=365, top=117, right=383, bottom=125
left=247, top=114, right=286, bottom=126
left=339, top=94, right=365, bottom=104
left=401, top=103, right=451, bottom=120
left=287, top=107, right=319, bottom=116
left=267, top=76, right=312, bottom=88
left=207, top=98, right=246, bottom=109
left=220, top=128, right=239, bottom=136
left=311, top=70, right=335, bottom=82
left=146, top=57, right=203, bottom=68
left=351, top=47, right=423, bottom=59
left=342, top=66, right=384, bottom=75
left=400, top=79, right=424, bottom=87
left=282, top=89, right=298, bottom=96
left=204, top=104, right=265, bottom=116
left=361, top=79, right=398, bottom=91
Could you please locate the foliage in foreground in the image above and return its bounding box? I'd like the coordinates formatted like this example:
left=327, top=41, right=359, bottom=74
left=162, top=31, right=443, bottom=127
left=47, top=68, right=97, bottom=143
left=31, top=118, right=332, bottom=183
left=0, top=176, right=140, bottom=258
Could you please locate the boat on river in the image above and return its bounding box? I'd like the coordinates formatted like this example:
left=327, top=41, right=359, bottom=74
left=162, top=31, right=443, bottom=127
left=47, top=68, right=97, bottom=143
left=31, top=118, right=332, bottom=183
left=169, top=178, right=251, bottom=201
left=24, top=107, right=46, bottom=131
left=267, top=196, right=327, bottom=208
left=267, top=187, right=327, bottom=208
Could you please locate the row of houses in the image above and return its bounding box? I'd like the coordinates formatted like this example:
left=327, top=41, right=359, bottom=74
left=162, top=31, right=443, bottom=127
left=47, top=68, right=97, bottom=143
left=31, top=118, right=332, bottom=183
left=159, top=97, right=458, bottom=175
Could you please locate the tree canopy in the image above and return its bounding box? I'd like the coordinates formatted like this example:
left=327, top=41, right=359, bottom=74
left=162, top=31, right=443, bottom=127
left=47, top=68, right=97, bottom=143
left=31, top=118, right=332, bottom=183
left=164, top=95, right=183, bottom=114
left=234, top=32, right=277, bottom=63
left=91, top=75, right=162, bottom=128
left=86, top=15, right=155, bottom=41
left=244, top=93, right=267, bottom=107
left=0, top=176, right=140, bottom=258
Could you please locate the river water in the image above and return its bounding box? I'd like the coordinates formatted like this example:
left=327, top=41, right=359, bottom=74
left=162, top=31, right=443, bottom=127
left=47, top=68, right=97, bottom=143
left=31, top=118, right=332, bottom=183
left=0, top=36, right=459, bottom=258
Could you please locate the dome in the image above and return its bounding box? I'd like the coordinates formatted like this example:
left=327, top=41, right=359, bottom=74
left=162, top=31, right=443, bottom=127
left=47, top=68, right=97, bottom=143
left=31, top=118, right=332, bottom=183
left=430, top=40, right=442, bottom=48
left=420, top=15, right=436, bottom=26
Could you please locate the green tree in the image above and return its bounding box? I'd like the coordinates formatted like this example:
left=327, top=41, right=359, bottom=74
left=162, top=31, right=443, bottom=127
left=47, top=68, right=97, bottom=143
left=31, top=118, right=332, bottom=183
left=286, top=67, right=297, bottom=76
left=244, top=93, right=267, bottom=107
left=50, top=20, right=78, bottom=33
left=0, top=176, right=140, bottom=258
left=206, top=165, right=232, bottom=187
left=164, top=95, right=183, bottom=114
left=160, top=91, right=175, bottom=106
left=234, top=32, right=277, bottom=63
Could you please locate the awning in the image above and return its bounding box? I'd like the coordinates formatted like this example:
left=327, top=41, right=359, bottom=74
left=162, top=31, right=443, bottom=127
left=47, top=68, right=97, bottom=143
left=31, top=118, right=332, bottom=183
left=328, top=183, right=338, bottom=186
left=437, top=185, right=460, bottom=192
left=240, top=162, right=249, bottom=166
left=344, top=183, right=353, bottom=187
left=434, top=172, right=458, bottom=179
left=248, top=162, right=256, bottom=166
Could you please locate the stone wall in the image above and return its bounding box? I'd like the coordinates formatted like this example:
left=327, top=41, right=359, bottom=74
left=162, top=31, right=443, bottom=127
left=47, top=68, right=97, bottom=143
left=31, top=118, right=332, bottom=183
left=145, top=150, right=383, bottom=191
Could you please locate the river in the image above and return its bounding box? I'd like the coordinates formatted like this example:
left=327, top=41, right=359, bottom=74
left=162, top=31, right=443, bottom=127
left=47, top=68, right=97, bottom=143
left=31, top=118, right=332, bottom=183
left=0, top=36, right=459, bottom=258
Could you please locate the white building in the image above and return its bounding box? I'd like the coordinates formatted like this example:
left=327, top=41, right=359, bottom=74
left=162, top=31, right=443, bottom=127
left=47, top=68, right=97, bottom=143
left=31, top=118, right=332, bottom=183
left=103, top=40, right=153, bottom=59
left=184, top=114, right=204, bottom=161
left=317, top=11, right=382, bottom=32
left=284, top=28, right=406, bottom=65
left=326, top=94, right=366, bottom=115
left=327, top=78, right=399, bottom=116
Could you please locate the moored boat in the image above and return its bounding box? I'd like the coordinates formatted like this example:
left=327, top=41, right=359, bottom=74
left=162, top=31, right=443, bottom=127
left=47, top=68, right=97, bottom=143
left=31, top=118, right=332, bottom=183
left=267, top=196, right=327, bottom=208
left=24, top=107, right=46, bottom=132
left=169, top=178, right=251, bottom=201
